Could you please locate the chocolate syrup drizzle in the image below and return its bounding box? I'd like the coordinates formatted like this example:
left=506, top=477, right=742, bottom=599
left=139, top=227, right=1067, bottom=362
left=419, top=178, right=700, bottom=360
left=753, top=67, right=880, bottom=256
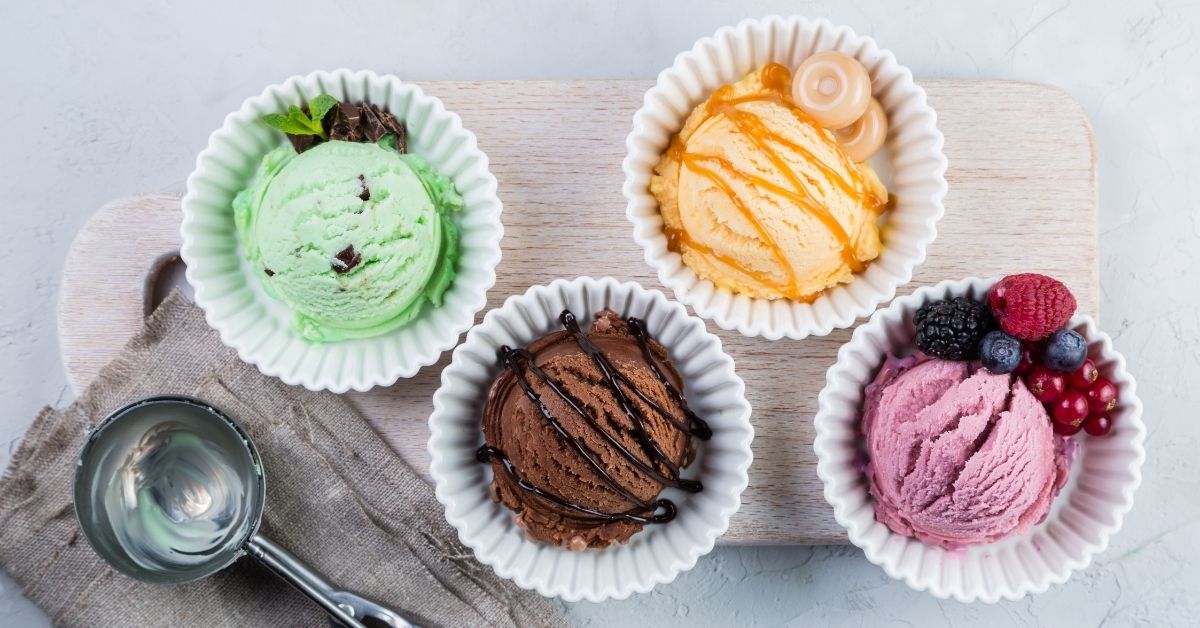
left=476, top=310, right=712, bottom=525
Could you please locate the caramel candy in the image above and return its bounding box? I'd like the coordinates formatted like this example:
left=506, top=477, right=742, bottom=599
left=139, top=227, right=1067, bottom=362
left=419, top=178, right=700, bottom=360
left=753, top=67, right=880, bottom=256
left=833, top=98, right=888, bottom=162
left=791, top=51, right=872, bottom=129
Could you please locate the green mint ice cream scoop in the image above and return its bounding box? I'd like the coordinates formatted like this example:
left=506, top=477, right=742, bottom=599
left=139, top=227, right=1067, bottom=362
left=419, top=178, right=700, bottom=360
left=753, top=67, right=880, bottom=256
left=234, top=139, right=462, bottom=342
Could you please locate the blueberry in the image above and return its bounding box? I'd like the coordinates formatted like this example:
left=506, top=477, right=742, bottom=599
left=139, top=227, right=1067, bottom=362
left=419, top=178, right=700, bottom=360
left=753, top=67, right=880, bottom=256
left=1043, top=329, right=1087, bottom=372
left=979, top=331, right=1022, bottom=373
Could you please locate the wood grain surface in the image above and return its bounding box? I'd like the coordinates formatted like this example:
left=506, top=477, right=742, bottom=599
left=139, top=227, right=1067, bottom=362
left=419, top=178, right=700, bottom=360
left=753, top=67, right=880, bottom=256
left=57, top=79, right=1097, bottom=545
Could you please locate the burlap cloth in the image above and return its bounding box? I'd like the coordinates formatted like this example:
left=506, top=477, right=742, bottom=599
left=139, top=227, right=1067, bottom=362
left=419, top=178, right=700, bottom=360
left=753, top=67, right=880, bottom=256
left=0, top=291, right=566, bottom=628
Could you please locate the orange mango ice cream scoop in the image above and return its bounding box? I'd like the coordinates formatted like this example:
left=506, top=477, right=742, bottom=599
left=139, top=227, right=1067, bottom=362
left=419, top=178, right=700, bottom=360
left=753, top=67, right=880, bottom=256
left=650, top=63, right=888, bottom=302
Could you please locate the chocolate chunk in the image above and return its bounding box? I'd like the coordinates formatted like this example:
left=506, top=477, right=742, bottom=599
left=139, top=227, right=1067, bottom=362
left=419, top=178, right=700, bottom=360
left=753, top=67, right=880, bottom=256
left=366, top=103, right=406, bottom=151
left=379, top=107, right=405, bottom=137
left=287, top=133, right=316, bottom=153
left=332, top=245, right=362, bottom=274
left=283, top=99, right=407, bottom=154
left=391, top=121, right=407, bottom=153
left=357, top=174, right=370, bottom=201
left=264, top=268, right=275, bottom=277
left=375, top=107, right=406, bottom=153
left=325, top=101, right=406, bottom=151
left=328, top=102, right=362, bottom=142
left=361, top=105, right=388, bottom=142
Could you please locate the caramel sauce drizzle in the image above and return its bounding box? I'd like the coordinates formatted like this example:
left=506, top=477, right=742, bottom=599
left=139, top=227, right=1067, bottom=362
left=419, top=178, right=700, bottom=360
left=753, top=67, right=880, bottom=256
left=686, top=153, right=865, bottom=274
left=666, top=63, right=887, bottom=301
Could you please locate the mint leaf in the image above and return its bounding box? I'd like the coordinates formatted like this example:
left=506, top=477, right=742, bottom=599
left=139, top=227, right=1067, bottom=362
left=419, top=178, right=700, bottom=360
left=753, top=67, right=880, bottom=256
left=261, top=113, right=317, bottom=135
left=261, top=95, right=338, bottom=140
left=287, top=107, right=322, bottom=135
left=309, top=95, right=337, bottom=125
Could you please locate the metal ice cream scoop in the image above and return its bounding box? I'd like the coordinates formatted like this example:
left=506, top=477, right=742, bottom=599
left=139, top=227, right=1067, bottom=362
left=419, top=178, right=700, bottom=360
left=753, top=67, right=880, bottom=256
left=72, top=396, right=416, bottom=628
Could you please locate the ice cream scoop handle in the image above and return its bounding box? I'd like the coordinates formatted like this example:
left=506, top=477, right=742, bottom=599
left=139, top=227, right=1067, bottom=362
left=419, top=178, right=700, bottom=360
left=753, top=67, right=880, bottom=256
left=246, top=534, right=418, bottom=628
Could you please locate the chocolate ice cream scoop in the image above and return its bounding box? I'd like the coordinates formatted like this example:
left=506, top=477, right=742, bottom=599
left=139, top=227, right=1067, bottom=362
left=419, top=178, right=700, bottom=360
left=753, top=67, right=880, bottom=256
left=478, top=309, right=711, bottom=549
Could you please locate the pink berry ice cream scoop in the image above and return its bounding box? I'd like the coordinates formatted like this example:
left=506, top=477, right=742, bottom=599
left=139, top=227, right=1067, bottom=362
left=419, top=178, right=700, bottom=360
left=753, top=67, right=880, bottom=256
left=861, top=355, right=1074, bottom=548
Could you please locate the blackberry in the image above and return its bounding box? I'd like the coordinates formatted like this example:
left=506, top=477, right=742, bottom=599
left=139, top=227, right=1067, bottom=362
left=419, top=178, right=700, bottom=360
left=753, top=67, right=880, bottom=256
left=914, top=297, right=997, bottom=360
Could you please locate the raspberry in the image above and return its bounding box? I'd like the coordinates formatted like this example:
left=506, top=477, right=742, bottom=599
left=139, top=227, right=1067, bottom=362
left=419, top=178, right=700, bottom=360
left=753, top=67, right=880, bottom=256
left=988, top=274, right=1077, bottom=341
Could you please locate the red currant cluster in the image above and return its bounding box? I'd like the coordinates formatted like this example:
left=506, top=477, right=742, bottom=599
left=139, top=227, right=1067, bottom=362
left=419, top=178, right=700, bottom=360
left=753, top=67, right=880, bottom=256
left=1019, top=352, right=1117, bottom=436
left=990, top=273, right=1118, bottom=438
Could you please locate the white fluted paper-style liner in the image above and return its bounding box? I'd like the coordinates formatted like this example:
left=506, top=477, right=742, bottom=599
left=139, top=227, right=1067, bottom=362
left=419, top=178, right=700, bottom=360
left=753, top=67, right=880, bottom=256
left=429, top=277, right=753, bottom=601
left=624, top=16, right=947, bottom=340
left=814, top=277, right=1146, bottom=602
left=181, top=70, right=503, bottom=392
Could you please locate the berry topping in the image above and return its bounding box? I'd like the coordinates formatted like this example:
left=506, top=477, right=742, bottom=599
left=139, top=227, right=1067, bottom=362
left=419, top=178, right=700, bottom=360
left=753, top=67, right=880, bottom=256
left=1068, top=358, right=1100, bottom=390
left=1043, top=329, right=1088, bottom=372
left=979, top=331, right=1022, bottom=373
left=914, top=297, right=997, bottom=360
left=988, top=274, right=1077, bottom=341
left=1084, top=413, right=1114, bottom=437
left=1052, top=391, right=1090, bottom=426
left=1053, top=419, right=1084, bottom=436
left=1015, top=341, right=1041, bottom=376
left=1026, top=366, right=1067, bottom=403
left=1086, top=378, right=1119, bottom=414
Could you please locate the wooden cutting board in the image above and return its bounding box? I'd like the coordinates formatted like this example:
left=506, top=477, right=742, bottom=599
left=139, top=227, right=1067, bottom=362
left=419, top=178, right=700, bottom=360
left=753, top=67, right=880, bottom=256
left=57, top=79, right=1097, bottom=545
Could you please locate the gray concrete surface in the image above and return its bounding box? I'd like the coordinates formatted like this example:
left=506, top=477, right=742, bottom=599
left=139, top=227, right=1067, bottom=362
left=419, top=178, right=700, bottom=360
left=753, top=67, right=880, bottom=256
left=1, top=1, right=1197, bottom=625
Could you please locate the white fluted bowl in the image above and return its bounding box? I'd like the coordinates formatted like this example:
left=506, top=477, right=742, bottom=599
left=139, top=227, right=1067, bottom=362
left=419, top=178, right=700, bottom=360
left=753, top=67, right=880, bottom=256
left=429, top=276, right=753, bottom=601
left=624, top=15, right=947, bottom=340
left=181, top=69, right=502, bottom=392
left=814, top=277, right=1146, bottom=602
